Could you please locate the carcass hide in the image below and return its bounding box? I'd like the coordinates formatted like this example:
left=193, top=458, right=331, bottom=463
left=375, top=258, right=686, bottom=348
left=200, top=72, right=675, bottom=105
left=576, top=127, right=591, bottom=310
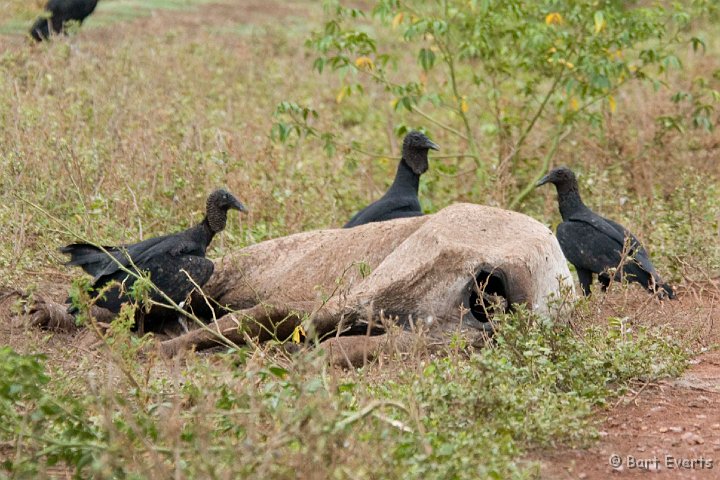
left=162, top=203, right=574, bottom=355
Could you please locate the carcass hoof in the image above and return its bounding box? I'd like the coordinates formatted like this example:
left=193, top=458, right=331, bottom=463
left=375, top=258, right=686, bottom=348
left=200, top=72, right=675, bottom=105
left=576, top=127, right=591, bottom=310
left=1, top=289, right=78, bottom=332
left=16, top=296, right=78, bottom=332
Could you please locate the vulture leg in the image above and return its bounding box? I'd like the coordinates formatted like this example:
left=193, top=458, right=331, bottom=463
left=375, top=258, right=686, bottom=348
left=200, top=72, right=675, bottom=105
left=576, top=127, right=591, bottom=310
left=577, top=268, right=593, bottom=296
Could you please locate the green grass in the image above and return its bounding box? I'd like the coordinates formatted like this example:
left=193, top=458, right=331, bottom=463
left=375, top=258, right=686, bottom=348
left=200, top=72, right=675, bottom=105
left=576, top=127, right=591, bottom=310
left=0, top=0, right=224, bottom=35
left=93, top=0, right=224, bottom=23
left=0, top=308, right=690, bottom=478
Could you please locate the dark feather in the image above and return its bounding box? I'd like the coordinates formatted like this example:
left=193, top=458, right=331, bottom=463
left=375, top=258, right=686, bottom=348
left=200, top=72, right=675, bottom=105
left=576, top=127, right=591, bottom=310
left=30, top=0, right=98, bottom=41
left=538, top=167, right=675, bottom=299
left=61, top=189, right=246, bottom=327
left=344, top=131, right=438, bottom=228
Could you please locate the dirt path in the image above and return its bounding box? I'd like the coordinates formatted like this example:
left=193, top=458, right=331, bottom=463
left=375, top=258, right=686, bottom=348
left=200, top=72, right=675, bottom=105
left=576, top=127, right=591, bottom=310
left=541, top=355, right=720, bottom=478
left=540, top=290, right=720, bottom=479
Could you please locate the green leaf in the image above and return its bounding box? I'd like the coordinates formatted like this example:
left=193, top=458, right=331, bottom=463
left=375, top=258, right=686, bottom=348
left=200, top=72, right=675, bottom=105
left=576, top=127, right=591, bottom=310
left=418, top=48, right=436, bottom=72
left=690, top=37, right=706, bottom=53
left=268, top=366, right=289, bottom=378
left=593, top=11, right=605, bottom=34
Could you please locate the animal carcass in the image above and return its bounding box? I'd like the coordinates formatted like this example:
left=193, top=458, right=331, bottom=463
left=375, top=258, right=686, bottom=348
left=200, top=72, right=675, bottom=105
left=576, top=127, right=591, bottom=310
left=161, top=203, right=574, bottom=356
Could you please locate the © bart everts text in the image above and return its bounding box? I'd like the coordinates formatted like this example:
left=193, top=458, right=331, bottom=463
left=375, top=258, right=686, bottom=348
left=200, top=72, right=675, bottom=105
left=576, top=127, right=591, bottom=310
left=609, top=453, right=714, bottom=470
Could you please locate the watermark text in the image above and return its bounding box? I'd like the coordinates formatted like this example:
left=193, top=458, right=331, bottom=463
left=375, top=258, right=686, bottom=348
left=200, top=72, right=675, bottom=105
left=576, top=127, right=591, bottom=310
left=609, top=454, right=713, bottom=470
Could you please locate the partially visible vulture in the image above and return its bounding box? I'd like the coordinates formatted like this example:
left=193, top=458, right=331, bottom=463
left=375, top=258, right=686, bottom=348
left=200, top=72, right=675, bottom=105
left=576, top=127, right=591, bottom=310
left=537, top=166, right=675, bottom=299
left=30, top=0, right=99, bottom=42
left=344, top=130, right=439, bottom=228
left=61, top=189, right=247, bottom=328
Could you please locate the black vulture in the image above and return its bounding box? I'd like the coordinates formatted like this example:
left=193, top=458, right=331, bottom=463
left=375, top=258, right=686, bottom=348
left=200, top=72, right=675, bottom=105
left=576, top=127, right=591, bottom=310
left=61, top=189, right=247, bottom=327
left=30, top=0, right=99, bottom=42
left=344, top=130, right=439, bottom=228
left=537, top=167, right=675, bottom=298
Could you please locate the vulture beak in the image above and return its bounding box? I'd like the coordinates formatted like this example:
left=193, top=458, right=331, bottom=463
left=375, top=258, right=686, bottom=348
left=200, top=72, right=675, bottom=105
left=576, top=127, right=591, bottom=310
left=425, top=139, right=440, bottom=151
left=536, top=174, right=552, bottom=187
left=231, top=197, right=248, bottom=213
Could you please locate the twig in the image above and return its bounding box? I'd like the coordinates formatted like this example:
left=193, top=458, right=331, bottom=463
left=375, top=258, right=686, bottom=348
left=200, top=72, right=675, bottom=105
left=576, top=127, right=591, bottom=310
left=334, top=400, right=410, bottom=430
left=613, top=379, right=652, bottom=408
left=509, top=127, right=572, bottom=209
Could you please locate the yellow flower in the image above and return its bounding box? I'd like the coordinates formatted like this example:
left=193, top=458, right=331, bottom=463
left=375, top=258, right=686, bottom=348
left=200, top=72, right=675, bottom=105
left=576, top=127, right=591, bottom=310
left=392, top=12, right=404, bottom=29
left=292, top=325, right=306, bottom=344
left=608, top=95, right=617, bottom=113
left=355, top=56, right=375, bottom=70
left=553, top=59, right=574, bottom=69
left=545, top=12, right=563, bottom=25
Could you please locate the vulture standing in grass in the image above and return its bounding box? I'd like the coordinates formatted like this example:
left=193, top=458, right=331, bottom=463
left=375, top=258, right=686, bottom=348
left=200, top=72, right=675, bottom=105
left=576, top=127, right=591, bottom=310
left=344, top=130, right=439, bottom=228
left=537, top=166, right=675, bottom=298
left=30, top=0, right=99, bottom=42
left=61, top=189, right=247, bottom=328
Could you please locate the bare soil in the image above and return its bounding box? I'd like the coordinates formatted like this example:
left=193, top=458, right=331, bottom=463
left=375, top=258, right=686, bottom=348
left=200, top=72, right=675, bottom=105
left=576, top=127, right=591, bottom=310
left=539, top=288, right=720, bottom=479
left=539, top=355, right=720, bottom=479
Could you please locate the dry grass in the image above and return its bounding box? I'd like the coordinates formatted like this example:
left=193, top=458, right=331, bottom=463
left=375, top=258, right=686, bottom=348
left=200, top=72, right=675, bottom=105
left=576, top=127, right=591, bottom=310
left=2, top=2, right=719, bottom=285
left=0, top=0, right=344, bottom=284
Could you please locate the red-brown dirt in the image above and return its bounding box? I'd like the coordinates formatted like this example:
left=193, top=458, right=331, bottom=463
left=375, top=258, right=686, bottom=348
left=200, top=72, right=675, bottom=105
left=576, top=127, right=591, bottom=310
left=539, top=287, right=720, bottom=479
